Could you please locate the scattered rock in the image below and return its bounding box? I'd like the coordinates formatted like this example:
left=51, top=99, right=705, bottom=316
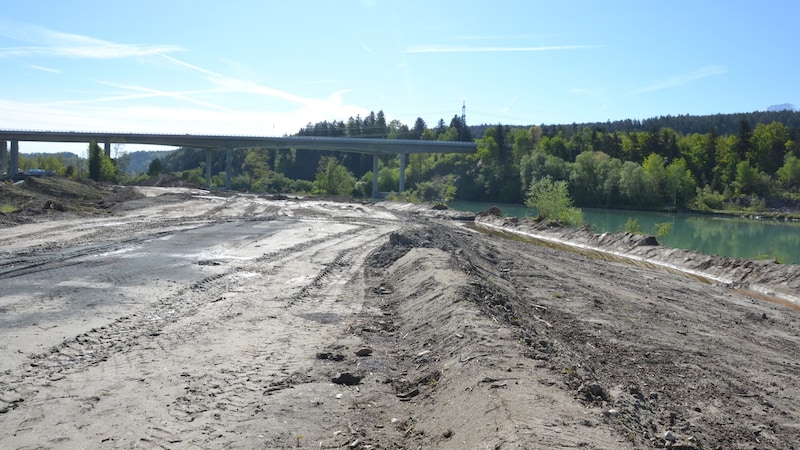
left=332, top=372, right=362, bottom=386
left=579, top=383, right=608, bottom=402
left=316, top=352, right=345, bottom=361
left=396, top=388, right=419, bottom=400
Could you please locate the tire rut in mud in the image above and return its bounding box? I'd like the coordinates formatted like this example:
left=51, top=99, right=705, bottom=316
left=0, top=215, right=399, bottom=449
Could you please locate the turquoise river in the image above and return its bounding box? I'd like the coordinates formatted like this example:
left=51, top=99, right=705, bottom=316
left=447, top=201, right=800, bottom=265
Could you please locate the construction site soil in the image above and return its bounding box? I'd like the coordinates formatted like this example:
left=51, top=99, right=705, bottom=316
left=1, top=177, right=799, bottom=449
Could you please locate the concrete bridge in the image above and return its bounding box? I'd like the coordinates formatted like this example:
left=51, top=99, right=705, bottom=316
left=0, top=131, right=476, bottom=196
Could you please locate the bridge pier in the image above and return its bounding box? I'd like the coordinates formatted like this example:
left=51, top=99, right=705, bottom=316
left=205, top=149, right=212, bottom=189
left=104, top=140, right=111, bottom=158
left=10, top=140, right=19, bottom=178
left=372, top=154, right=378, bottom=199
left=399, top=153, right=407, bottom=193
left=225, top=148, right=232, bottom=190
left=1, top=141, right=7, bottom=176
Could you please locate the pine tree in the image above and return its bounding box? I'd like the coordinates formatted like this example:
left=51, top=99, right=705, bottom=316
left=88, top=141, right=102, bottom=181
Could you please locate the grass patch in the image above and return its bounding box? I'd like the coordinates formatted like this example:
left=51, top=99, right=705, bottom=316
left=1, top=204, right=18, bottom=214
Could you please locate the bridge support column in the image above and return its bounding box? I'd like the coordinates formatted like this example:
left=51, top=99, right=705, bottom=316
left=398, top=153, right=407, bottom=193
left=205, top=149, right=212, bottom=189
left=225, top=148, right=232, bottom=190
left=10, top=140, right=19, bottom=178
left=0, top=141, right=7, bottom=176
left=372, top=154, right=379, bottom=200
left=104, top=140, right=111, bottom=158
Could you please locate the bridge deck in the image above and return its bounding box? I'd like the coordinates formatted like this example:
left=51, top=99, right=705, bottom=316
left=0, top=131, right=476, bottom=155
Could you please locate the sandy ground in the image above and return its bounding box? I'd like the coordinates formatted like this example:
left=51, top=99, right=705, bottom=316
left=1, top=187, right=799, bottom=449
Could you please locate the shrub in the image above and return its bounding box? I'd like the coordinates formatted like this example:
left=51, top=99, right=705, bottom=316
left=624, top=218, right=641, bottom=234
left=525, top=176, right=583, bottom=226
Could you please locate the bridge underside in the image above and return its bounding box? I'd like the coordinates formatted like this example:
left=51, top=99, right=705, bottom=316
left=0, top=131, right=476, bottom=197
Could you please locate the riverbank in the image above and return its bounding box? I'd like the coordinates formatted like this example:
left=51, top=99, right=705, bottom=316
left=472, top=208, right=800, bottom=308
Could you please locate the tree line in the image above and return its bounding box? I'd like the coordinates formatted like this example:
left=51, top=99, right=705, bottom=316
left=14, top=109, right=800, bottom=212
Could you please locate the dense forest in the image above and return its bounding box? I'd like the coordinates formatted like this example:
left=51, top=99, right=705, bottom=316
left=14, top=108, right=800, bottom=213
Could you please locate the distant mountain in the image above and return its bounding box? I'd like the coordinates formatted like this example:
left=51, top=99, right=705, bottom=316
left=767, top=103, right=797, bottom=112
left=123, top=150, right=174, bottom=174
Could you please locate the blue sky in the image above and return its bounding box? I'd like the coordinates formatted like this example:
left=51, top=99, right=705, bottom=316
left=1, top=0, right=797, bottom=154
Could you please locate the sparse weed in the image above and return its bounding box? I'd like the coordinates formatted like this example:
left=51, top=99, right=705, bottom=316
left=624, top=218, right=641, bottom=234
left=654, top=221, right=672, bottom=237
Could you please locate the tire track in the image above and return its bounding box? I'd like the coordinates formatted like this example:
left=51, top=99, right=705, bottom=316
left=0, top=201, right=406, bottom=448
left=0, top=216, right=392, bottom=414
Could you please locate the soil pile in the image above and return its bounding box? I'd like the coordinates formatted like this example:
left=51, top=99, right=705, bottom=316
left=0, top=177, right=118, bottom=225
left=362, top=221, right=800, bottom=448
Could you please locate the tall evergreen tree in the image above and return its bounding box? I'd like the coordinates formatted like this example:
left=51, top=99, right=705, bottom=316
left=375, top=110, right=388, bottom=138
left=733, top=120, right=753, bottom=163
left=88, top=140, right=103, bottom=181
left=412, top=117, right=426, bottom=140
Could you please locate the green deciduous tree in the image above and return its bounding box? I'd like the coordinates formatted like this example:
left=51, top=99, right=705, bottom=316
left=777, top=154, right=800, bottom=191
left=618, top=161, right=656, bottom=206
left=665, top=158, right=697, bottom=207
left=412, top=175, right=457, bottom=202
left=751, top=122, right=790, bottom=175
left=734, top=161, right=772, bottom=196
left=242, top=150, right=270, bottom=191
left=313, top=156, right=356, bottom=196
left=642, top=153, right=667, bottom=200
left=519, top=150, right=570, bottom=197
left=525, top=176, right=583, bottom=226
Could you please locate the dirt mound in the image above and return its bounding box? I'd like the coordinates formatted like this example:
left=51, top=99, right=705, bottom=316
left=0, top=176, right=116, bottom=226
left=364, top=223, right=800, bottom=448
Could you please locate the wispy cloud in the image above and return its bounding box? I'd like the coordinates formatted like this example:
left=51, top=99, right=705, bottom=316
left=157, top=53, right=224, bottom=78
left=405, top=44, right=594, bottom=54
left=627, top=66, right=727, bottom=95
left=567, top=88, right=592, bottom=95
left=30, top=64, right=60, bottom=73
left=359, top=41, right=372, bottom=53
left=0, top=20, right=369, bottom=137
left=0, top=19, right=183, bottom=59
left=453, top=33, right=561, bottom=42
left=42, top=81, right=235, bottom=112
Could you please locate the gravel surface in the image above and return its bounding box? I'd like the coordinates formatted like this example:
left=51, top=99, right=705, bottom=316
left=0, top=181, right=799, bottom=449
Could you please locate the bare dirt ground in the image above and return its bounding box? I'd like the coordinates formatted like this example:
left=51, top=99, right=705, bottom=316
left=1, top=178, right=799, bottom=449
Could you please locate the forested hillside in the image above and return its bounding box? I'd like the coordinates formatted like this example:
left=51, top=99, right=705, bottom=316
left=16, top=108, right=800, bottom=213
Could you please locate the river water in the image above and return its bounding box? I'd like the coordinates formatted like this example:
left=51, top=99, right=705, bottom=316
left=447, top=201, right=800, bottom=265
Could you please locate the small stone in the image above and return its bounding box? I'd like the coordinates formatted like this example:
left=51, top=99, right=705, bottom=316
left=332, top=372, right=362, bottom=386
